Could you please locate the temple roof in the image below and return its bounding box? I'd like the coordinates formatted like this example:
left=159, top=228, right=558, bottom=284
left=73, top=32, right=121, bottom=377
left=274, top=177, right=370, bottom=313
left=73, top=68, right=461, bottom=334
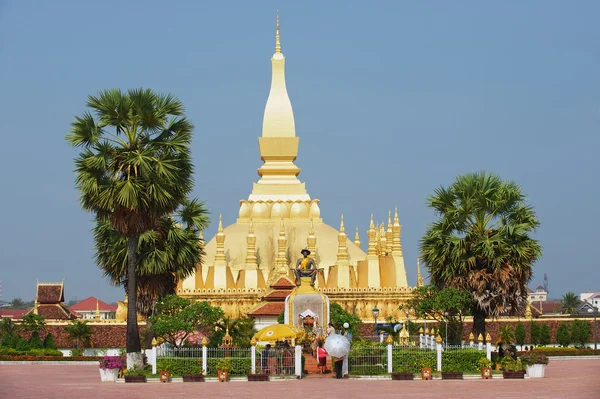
left=36, top=283, right=64, bottom=304
left=69, top=296, right=117, bottom=312
left=248, top=302, right=285, bottom=316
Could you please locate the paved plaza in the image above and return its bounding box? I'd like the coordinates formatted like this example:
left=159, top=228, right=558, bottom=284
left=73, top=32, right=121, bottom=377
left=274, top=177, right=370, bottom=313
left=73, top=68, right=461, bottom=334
left=1, top=359, right=599, bottom=399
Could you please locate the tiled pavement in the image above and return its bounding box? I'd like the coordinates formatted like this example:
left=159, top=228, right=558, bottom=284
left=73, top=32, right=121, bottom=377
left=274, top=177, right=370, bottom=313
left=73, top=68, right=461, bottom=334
left=1, top=359, right=599, bottom=399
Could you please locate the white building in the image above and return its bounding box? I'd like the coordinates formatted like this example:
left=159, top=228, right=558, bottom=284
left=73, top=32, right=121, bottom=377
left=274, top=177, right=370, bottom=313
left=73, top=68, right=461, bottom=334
left=580, top=292, right=600, bottom=308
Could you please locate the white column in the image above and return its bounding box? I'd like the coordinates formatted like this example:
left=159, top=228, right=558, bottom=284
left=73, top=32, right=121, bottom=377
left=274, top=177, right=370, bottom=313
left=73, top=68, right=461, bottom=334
left=478, top=341, right=483, bottom=351
left=419, top=334, right=424, bottom=348
left=470, top=339, right=474, bottom=348
left=486, top=342, right=492, bottom=361
left=436, top=343, right=442, bottom=372
left=387, top=343, right=393, bottom=373
left=295, top=345, right=302, bottom=377
left=150, top=347, right=157, bottom=374
left=202, top=345, right=208, bottom=375
left=251, top=345, right=257, bottom=374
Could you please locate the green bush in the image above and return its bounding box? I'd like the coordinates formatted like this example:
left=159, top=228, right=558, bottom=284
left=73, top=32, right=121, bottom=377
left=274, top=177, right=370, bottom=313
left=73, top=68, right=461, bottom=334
left=43, top=333, right=57, bottom=349
left=556, top=323, right=571, bottom=347
left=523, top=347, right=600, bottom=356
left=571, top=320, right=591, bottom=347
left=0, top=333, right=19, bottom=348
left=530, top=322, right=541, bottom=346
left=70, top=348, right=84, bottom=357
left=157, top=357, right=201, bottom=376
left=391, top=349, right=436, bottom=373
left=15, top=337, right=30, bottom=352
left=441, top=348, right=482, bottom=372
left=28, top=332, right=44, bottom=349
left=540, top=324, right=551, bottom=346
left=207, top=357, right=251, bottom=376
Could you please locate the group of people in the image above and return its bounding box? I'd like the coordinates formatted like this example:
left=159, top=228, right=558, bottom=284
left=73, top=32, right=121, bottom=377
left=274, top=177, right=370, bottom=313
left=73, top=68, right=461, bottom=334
left=313, top=323, right=352, bottom=379
left=261, top=341, right=295, bottom=375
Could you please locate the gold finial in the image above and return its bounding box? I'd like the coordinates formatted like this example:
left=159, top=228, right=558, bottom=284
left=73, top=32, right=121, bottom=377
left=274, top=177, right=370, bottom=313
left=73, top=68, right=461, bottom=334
left=340, top=214, right=345, bottom=233
left=436, top=335, right=442, bottom=344
left=250, top=337, right=257, bottom=346
left=469, top=332, right=474, bottom=341
left=199, top=229, right=204, bottom=241
left=417, top=257, right=424, bottom=287
left=387, top=210, right=392, bottom=230
left=218, top=214, right=223, bottom=232
left=201, top=337, right=208, bottom=346
left=485, top=333, right=492, bottom=342
left=151, top=337, right=158, bottom=347
left=275, top=11, right=281, bottom=53
left=369, top=214, right=374, bottom=229
left=477, top=333, right=483, bottom=342
left=425, top=327, right=430, bottom=335
left=394, top=207, right=400, bottom=225
left=354, top=227, right=361, bottom=248
left=419, top=327, right=424, bottom=334
left=280, top=217, right=285, bottom=232
left=95, top=298, right=100, bottom=319
left=386, top=335, right=393, bottom=344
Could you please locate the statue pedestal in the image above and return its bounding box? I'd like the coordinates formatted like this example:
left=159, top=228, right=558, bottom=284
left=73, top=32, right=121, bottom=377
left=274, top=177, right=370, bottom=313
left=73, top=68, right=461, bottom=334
left=284, top=277, right=330, bottom=332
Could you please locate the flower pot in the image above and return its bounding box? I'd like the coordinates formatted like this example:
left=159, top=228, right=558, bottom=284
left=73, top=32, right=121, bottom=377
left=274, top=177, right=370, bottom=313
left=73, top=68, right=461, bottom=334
left=99, top=368, right=119, bottom=382
left=159, top=370, right=170, bottom=383
left=526, top=364, right=546, bottom=378
left=391, top=372, right=414, bottom=380
left=247, top=373, right=269, bottom=381
left=441, top=372, right=463, bottom=380
left=124, top=375, right=147, bottom=383
left=502, top=371, right=525, bottom=379
left=421, top=367, right=432, bottom=380
left=182, top=374, right=205, bottom=382
left=481, top=367, right=492, bottom=379
left=218, top=370, right=229, bottom=382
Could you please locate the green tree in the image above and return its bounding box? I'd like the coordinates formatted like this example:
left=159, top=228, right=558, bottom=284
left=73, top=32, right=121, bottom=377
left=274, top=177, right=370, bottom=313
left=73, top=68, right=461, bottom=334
left=499, top=325, right=516, bottom=345
left=65, top=320, right=93, bottom=350
left=556, top=322, right=571, bottom=347
left=0, top=333, right=19, bottom=348
left=43, top=333, right=57, bottom=349
left=400, top=285, right=471, bottom=344
left=530, top=322, right=541, bottom=347
left=330, top=303, right=361, bottom=335
left=213, top=317, right=257, bottom=348
left=560, top=292, right=581, bottom=315
left=28, top=331, right=44, bottom=349
left=571, top=319, right=591, bottom=347
left=149, top=294, right=224, bottom=348
left=515, top=322, right=526, bottom=350
left=93, top=198, right=209, bottom=348
left=20, top=313, right=46, bottom=334
left=67, top=88, right=196, bottom=367
left=15, top=337, right=30, bottom=352
left=277, top=310, right=285, bottom=324
left=0, top=318, right=17, bottom=337
left=540, top=323, right=551, bottom=346
left=420, top=172, right=542, bottom=337
left=8, top=298, right=27, bottom=309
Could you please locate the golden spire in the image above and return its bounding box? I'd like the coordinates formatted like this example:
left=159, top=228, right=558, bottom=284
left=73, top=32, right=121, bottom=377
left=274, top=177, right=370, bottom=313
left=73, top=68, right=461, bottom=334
left=307, top=218, right=317, bottom=259
left=245, top=219, right=258, bottom=269
left=354, top=227, right=361, bottom=249
left=275, top=218, right=288, bottom=273
left=392, top=207, right=403, bottom=254
left=367, top=214, right=377, bottom=256
left=214, top=214, right=227, bottom=266
left=336, top=214, right=349, bottom=265
left=417, top=257, right=424, bottom=287
left=386, top=211, right=393, bottom=253
left=379, top=223, right=387, bottom=255
left=95, top=298, right=100, bottom=320
left=275, top=11, right=281, bottom=54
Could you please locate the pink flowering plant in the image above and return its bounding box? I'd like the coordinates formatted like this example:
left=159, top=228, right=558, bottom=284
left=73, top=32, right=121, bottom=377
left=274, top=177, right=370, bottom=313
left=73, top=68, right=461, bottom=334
left=99, top=355, right=126, bottom=369
left=519, top=353, right=549, bottom=365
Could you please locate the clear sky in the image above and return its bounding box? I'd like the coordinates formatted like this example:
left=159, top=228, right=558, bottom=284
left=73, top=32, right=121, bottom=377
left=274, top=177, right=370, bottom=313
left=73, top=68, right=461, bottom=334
left=0, top=1, right=598, bottom=303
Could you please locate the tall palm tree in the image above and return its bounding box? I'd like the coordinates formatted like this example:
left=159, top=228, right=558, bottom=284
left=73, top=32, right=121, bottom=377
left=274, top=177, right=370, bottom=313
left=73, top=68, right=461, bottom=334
left=94, top=199, right=209, bottom=347
left=66, top=88, right=195, bottom=367
left=420, top=172, right=542, bottom=338
left=560, top=292, right=582, bottom=315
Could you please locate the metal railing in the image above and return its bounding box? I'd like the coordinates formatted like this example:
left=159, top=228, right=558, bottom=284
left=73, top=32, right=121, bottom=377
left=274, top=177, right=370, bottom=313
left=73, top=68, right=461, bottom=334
left=255, top=348, right=296, bottom=375
left=347, top=345, right=388, bottom=375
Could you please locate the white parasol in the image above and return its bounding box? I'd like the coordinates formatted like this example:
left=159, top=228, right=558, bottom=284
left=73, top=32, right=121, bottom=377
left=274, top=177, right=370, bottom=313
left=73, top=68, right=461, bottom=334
left=324, top=333, right=351, bottom=358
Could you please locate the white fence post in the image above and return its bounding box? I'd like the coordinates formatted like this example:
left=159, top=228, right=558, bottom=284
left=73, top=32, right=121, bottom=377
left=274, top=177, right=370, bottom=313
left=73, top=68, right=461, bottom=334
left=387, top=343, right=393, bottom=373
left=436, top=336, right=442, bottom=372
left=251, top=343, right=257, bottom=374
left=486, top=342, right=491, bottom=361
left=295, top=345, right=302, bottom=377
left=149, top=346, right=157, bottom=374
left=202, top=341, right=208, bottom=375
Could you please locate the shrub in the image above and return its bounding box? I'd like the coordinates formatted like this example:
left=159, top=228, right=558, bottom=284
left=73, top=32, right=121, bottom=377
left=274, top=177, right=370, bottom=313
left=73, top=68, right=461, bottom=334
left=478, top=357, right=492, bottom=370
left=441, top=348, right=482, bottom=372
left=539, top=324, right=551, bottom=346
left=524, top=348, right=600, bottom=356
left=99, top=356, right=126, bottom=369
left=207, top=357, right=250, bottom=376
left=571, top=320, right=591, bottom=347
left=519, top=352, right=549, bottom=365
left=156, top=357, right=201, bottom=376
left=15, top=337, right=30, bottom=352
left=515, top=323, right=526, bottom=349
left=530, top=322, right=541, bottom=346
left=70, top=348, right=84, bottom=357
left=43, top=333, right=57, bottom=349
left=0, top=333, right=19, bottom=349
left=391, top=349, right=436, bottom=373
left=556, top=323, right=571, bottom=347
left=28, top=332, right=44, bottom=349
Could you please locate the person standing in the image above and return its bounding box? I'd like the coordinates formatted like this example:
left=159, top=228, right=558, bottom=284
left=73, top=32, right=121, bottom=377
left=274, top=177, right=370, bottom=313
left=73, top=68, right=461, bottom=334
left=317, top=342, right=328, bottom=374
left=334, top=356, right=344, bottom=379
left=327, top=323, right=336, bottom=337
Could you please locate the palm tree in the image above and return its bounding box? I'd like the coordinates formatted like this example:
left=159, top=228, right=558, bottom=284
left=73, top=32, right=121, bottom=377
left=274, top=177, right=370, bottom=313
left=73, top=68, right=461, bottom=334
left=560, top=292, right=581, bottom=314
left=65, top=320, right=92, bottom=350
left=93, top=199, right=209, bottom=348
left=420, top=172, right=542, bottom=338
left=66, top=88, right=195, bottom=367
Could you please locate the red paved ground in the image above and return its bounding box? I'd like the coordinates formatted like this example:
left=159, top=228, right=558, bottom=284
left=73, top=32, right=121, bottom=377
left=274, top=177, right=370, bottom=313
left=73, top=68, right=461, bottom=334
left=1, top=359, right=599, bottom=399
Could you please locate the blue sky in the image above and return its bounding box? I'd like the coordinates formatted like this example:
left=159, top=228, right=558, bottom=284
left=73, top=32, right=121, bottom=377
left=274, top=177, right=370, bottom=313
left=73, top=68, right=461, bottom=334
left=0, top=1, right=598, bottom=303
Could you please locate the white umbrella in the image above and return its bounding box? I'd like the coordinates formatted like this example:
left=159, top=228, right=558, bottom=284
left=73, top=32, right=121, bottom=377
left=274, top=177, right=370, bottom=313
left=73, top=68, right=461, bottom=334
left=324, top=334, right=351, bottom=358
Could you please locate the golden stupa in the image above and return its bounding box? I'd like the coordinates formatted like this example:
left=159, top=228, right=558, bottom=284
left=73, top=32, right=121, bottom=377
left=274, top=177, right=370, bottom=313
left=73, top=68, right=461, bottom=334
left=178, top=14, right=417, bottom=321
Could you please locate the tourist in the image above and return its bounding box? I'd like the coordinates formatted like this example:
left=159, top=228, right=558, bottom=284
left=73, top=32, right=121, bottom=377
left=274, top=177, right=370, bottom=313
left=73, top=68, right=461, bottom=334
left=262, top=344, right=274, bottom=374
left=282, top=341, right=294, bottom=374
left=317, top=342, right=328, bottom=374
left=334, top=356, right=344, bottom=379
left=327, top=323, right=336, bottom=336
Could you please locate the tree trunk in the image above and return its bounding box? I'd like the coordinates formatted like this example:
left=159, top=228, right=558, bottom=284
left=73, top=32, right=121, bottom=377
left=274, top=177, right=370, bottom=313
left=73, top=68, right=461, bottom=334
left=472, top=310, right=487, bottom=342
left=126, top=236, right=143, bottom=369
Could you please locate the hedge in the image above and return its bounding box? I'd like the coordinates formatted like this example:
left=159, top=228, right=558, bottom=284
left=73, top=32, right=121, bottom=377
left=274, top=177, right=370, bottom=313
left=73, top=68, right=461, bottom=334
left=519, top=348, right=600, bottom=357
left=157, top=356, right=253, bottom=377
left=0, top=348, right=64, bottom=356
left=0, top=355, right=102, bottom=361
left=441, top=348, right=482, bottom=373
left=391, top=350, right=436, bottom=373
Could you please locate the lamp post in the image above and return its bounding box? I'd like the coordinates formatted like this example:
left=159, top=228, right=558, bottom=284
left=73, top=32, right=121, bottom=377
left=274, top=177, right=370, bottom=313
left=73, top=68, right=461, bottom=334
left=444, top=311, right=449, bottom=349
left=588, top=307, right=597, bottom=350
left=373, top=306, right=379, bottom=339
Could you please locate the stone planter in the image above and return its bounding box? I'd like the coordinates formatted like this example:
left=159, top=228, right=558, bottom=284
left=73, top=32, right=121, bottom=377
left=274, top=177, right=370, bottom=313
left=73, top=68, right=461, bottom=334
left=247, top=373, right=269, bottom=381
left=526, top=364, right=546, bottom=378
left=99, top=368, right=119, bottom=382
left=481, top=367, right=492, bottom=379
left=502, top=371, right=525, bottom=379
left=391, top=372, right=414, bottom=380
left=421, top=368, right=432, bottom=380
left=441, top=372, right=463, bottom=380
left=182, top=374, right=205, bottom=382
left=218, top=370, right=229, bottom=382
left=124, top=375, right=147, bottom=383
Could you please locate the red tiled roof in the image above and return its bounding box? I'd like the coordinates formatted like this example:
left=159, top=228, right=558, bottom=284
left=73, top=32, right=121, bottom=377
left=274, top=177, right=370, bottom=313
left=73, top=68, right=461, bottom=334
left=264, top=290, right=292, bottom=301
left=34, top=304, right=78, bottom=320
left=69, top=296, right=117, bottom=312
left=36, top=284, right=64, bottom=304
left=0, top=309, right=29, bottom=319
left=248, top=302, right=285, bottom=316
left=271, top=277, right=295, bottom=290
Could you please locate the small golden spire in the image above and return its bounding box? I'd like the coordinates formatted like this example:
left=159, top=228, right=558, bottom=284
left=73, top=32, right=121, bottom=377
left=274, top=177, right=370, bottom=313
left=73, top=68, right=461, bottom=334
left=307, top=217, right=317, bottom=259
left=309, top=217, right=315, bottom=235
left=436, top=334, right=442, bottom=344
left=201, top=337, right=208, bottom=346
left=340, top=214, right=345, bottom=233
left=218, top=214, right=223, bottom=232
left=245, top=219, right=257, bottom=269
left=354, top=227, right=361, bottom=249
left=392, top=207, right=402, bottom=254
left=275, top=11, right=281, bottom=54
left=198, top=229, right=204, bottom=241
left=417, top=257, right=424, bottom=287
left=214, top=214, right=227, bottom=265
left=485, top=333, right=492, bottom=342
left=276, top=218, right=288, bottom=273
left=336, top=215, right=349, bottom=265
left=419, top=327, right=424, bottom=334
left=386, top=211, right=393, bottom=253
left=95, top=298, right=100, bottom=320
left=367, top=214, right=377, bottom=256
left=477, top=333, right=483, bottom=342
left=249, top=218, right=254, bottom=234
left=469, top=332, right=474, bottom=341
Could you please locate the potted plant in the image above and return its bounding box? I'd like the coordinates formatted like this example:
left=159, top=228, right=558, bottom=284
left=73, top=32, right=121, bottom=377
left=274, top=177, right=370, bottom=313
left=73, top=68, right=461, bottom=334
left=98, top=356, right=125, bottom=382
left=217, top=358, right=232, bottom=382
left=159, top=370, right=170, bottom=383
left=501, top=357, right=525, bottom=379
left=478, top=357, right=493, bottom=379
left=391, top=366, right=414, bottom=380
left=420, top=359, right=432, bottom=380
left=520, top=353, right=549, bottom=378
left=124, top=366, right=147, bottom=383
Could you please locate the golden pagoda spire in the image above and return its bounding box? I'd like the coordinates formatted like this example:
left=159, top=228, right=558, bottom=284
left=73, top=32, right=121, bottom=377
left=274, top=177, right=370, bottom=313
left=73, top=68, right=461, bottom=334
left=354, top=227, right=361, bottom=249
left=275, top=11, right=281, bottom=54
left=386, top=210, right=393, bottom=253
left=336, top=215, right=349, bottom=265
left=307, top=217, right=317, bottom=258
left=367, top=214, right=377, bottom=256
left=95, top=298, right=100, bottom=320
left=214, top=215, right=227, bottom=266
left=379, top=223, right=387, bottom=255
left=275, top=218, right=288, bottom=273
left=392, top=207, right=403, bottom=254
left=417, top=257, right=424, bottom=287
left=245, top=219, right=258, bottom=269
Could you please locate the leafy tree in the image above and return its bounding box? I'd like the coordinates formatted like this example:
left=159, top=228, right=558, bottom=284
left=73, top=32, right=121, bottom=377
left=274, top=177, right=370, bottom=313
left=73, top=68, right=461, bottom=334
left=400, top=285, right=471, bottom=344
left=0, top=333, right=19, bottom=348
left=499, top=325, right=516, bottom=345
left=28, top=331, right=44, bottom=349
left=149, top=295, right=224, bottom=348
left=15, top=337, right=30, bottom=351
left=65, top=320, right=93, bottom=350
left=515, top=322, right=526, bottom=350
left=67, top=88, right=197, bottom=367
left=539, top=323, right=551, bottom=346
left=0, top=318, right=16, bottom=337
left=213, top=317, right=257, bottom=348
left=560, top=292, right=581, bottom=315
left=529, top=322, right=541, bottom=347
left=277, top=310, right=285, bottom=324
left=420, top=172, right=542, bottom=336
left=43, top=333, right=57, bottom=349
left=330, top=303, right=361, bottom=335
left=556, top=322, right=571, bottom=347
left=20, top=313, right=46, bottom=334
left=8, top=298, right=26, bottom=309
left=571, top=319, right=591, bottom=347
